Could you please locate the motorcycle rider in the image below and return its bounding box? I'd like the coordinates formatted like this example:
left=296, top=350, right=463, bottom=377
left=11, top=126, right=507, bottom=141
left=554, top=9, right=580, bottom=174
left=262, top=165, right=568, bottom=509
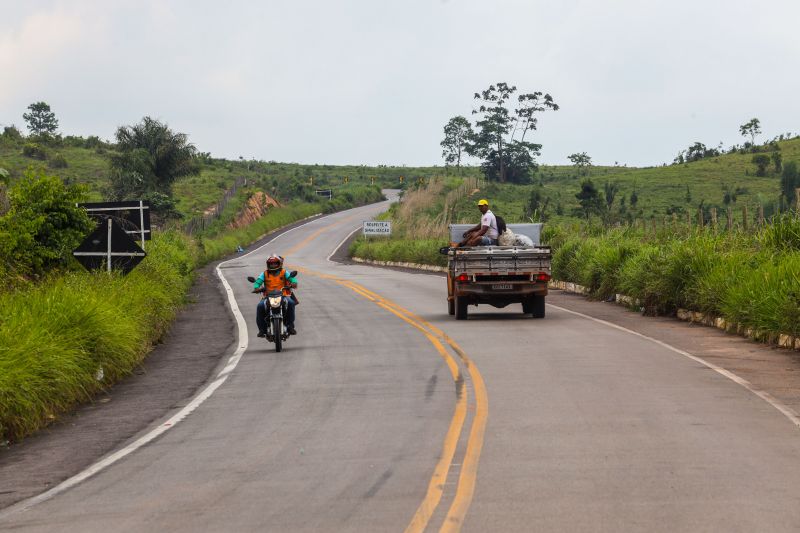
left=253, top=254, right=298, bottom=337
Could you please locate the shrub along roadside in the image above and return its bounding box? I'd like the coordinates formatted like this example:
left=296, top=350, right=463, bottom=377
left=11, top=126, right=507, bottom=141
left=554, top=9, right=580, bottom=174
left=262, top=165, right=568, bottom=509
left=0, top=231, right=197, bottom=442
left=349, top=237, right=448, bottom=268
left=551, top=223, right=800, bottom=342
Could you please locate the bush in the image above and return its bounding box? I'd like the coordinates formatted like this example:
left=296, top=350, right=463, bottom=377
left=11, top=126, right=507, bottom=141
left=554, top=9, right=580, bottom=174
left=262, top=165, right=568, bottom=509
left=2, top=125, right=23, bottom=143
left=722, top=253, right=800, bottom=338
left=617, top=244, right=668, bottom=313
left=21, top=142, right=47, bottom=160
left=761, top=213, right=800, bottom=251
left=350, top=237, right=448, bottom=267
left=0, top=171, right=94, bottom=278
left=49, top=152, right=68, bottom=169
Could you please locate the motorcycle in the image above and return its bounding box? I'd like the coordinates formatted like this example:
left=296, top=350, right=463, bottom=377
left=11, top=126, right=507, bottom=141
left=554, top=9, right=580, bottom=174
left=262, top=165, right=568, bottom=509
left=247, top=271, right=298, bottom=352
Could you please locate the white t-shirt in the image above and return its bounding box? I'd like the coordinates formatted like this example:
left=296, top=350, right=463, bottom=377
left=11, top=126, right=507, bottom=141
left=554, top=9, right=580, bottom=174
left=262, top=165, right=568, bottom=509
left=481, top=210, right=499, bottom=240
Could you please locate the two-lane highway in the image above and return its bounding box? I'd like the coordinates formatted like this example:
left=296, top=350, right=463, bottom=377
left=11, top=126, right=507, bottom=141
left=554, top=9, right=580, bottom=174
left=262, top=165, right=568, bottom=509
left=4, top=196, right=800, bottom=531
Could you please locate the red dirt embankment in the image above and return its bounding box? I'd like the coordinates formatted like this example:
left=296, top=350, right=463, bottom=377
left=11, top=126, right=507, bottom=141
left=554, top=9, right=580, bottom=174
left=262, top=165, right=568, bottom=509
left=228, top=191, right=281, bottom=229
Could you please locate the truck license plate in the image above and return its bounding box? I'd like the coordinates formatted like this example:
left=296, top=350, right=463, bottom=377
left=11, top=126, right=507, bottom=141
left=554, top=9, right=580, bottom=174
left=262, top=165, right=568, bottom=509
left=492, top=284, right=513, bottom=290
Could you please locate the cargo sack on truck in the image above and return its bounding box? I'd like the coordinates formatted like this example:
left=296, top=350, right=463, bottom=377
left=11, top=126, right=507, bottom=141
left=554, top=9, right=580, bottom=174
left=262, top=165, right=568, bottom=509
left=448, top=223, right=542, bottom=247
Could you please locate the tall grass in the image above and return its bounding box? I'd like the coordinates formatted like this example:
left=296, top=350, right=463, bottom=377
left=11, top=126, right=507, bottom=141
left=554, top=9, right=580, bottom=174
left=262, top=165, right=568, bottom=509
left=350, top=237, right=447, bottom=267
left=551, top=221, right=800, bottom=341
left=0, top=231, right=197, bottom=442
left=199, top=202, right=321, bottom=260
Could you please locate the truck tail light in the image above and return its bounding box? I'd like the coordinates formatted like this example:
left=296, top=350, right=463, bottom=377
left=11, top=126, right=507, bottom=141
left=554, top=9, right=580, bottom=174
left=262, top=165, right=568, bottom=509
left=456, top=273, right=470, bottom=282
left=537, top=272, right=551, bottom=282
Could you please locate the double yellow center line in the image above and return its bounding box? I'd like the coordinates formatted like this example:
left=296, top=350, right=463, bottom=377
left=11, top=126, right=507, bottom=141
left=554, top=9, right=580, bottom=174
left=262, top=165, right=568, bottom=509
left=281, top=214, right=488, bottom=531
left=309, top=270, right=489, bottom=532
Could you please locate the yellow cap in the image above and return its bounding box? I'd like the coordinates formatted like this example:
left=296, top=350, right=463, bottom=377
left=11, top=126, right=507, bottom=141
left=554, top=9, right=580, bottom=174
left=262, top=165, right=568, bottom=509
left=477, top=199, right=489, bottom=206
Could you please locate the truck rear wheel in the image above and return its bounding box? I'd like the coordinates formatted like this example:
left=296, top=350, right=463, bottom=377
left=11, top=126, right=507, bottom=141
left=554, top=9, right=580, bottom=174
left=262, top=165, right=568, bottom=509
left=455, top=296, right=468, bottom=320
left=530, top=295, right=545, bottom=318
left=448, top=298, right=455, bottom=315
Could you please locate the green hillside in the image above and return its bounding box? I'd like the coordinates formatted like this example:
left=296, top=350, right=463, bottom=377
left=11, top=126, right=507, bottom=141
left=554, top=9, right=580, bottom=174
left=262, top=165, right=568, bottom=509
left=2, top=132, right=797, bottom=224
left=439, top=138, right=800, bottom=225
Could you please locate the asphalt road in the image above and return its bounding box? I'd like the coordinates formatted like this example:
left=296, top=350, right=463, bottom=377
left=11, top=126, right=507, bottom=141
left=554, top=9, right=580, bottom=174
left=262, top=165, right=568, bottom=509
left=3, top=195, right=800, bottom=532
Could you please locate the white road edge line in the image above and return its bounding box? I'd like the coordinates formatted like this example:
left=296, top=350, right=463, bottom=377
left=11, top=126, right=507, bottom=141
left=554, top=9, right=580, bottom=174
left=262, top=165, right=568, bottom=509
left=339, top=253, right=800, bottom=432
left=0, top=214, right=328, bottom=520
left=549, top=303, right=800, bottom=429
left=327, top=226, right=362, bottom=264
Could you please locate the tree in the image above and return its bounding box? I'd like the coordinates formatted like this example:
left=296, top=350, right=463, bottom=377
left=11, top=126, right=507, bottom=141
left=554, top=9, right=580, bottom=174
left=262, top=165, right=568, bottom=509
left=23, top=102, right=59, bottom=139
left=739, top=118, right=761, bottom=147
left=752, top=154, right=770, bottom=177
left=721, top=183, right=737, bottom=206
left=526, top=187, right=549, bottom=221
left=568, top=152, right=592, bottom=175
left=630, top=183, right=639, bottom=208
left=771, top=151, right=783, bottom=173
left=574, top=179, right=603, bottom=219
left=109, top=117, right=199, bottom=215
left=440, top=116, right=473, bottom=174
left=780, top=161, right=799, bottom=208
left=468, top=82, right=558, bottom=183
left=603, top=181, right=619, bottom=211
left=685, top=142, right=720, bottom=162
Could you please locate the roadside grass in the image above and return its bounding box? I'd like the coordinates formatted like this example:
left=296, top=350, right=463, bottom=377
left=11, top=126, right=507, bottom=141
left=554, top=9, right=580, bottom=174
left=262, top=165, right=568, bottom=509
left=550, top=222, right=800, bottom=340
left=350, top=237, right=447, bottom=267
left=198, top=202, right=322, bottom=260
left=0, top=231, right=197, bottom=442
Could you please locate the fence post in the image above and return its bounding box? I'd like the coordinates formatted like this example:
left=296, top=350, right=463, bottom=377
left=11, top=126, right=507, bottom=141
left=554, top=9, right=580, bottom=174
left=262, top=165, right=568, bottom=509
left=651, top=218, right=657, bottom=234
left=795, top=188, right=800, bottom=217
left=686, top=211, right=692, bottom=231
left=758, top=205, right=765, bottom=227
left=697, top=207, right=704, bottom=228
left=711, top=207, right=717, bottom=230
left=727, top=207, right=733, bottom=231
left=742, top=205, right=749, bottom=231
left=672, top=213, right=678, bottom=230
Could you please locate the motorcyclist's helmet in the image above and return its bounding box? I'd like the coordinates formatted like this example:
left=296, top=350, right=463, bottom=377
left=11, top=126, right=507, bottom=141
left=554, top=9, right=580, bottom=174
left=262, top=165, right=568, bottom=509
left=266, top=254, right=283, bottom=273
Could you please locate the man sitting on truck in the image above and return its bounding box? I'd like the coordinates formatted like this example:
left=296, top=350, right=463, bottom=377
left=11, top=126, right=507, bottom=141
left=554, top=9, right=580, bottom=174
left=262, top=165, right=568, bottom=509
left=459, top=199, right=499, bottom=246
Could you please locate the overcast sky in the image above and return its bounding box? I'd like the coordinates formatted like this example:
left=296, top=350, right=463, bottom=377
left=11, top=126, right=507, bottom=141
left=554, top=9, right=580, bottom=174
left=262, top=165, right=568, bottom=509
left=2, top=0, right=799, bottom=167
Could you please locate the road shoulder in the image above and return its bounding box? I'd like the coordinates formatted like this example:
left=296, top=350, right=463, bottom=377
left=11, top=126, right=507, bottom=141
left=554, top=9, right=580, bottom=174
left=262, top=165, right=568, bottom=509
left=547, top=290, right=800, bottom=419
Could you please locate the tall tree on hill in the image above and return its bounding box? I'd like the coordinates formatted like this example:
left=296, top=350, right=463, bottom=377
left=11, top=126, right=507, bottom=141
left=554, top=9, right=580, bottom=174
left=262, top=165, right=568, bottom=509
left=23, top=102, right=59, bottom=139
left=468, top=82, right=558, bottom=183
left=771, top=151, right=783, bottom=173
left=108, top=117, right=199, bottom=216
left=575, top=179, right=603, bottom=219
left=440, top=116, right=473, bottom=174
left=568, top=152, right=592, bottom=175
left=739, top=118, right=761, bottom=147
